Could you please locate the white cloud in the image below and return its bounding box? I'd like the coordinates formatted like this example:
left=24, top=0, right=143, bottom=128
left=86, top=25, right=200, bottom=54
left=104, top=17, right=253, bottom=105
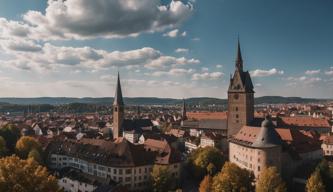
left=1, top=43, right=200, bottom=72
left=201, top=67, right=209, bottom=72
left=325, top=69, right=333, bottom=76
left=163, top=29, right=179, bottom=38
left=250, top=68, right=284, bottom=77
left=305, top=69, right=320, bottom=75
left=192, top=72, right=224, bottom=80
left=216, top=64, right=223, bottom=68
left=150, top=68, right=194, bottom=77
left=163, top=29, right=186, bottom=38
left=287, top=76, right=322, bottom=85
left=6, top=0, right=193, bottom=40
left=192, top=37, right=200, bottom=41
left=175, top=48, right=189, bottom=53
left=255, top=83, right=262, bottom=87
left=144, top=56, right=199, bottom=69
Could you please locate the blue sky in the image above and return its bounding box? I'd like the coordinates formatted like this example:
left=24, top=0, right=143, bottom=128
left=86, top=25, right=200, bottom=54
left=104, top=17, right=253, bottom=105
left=0, top=0, right=332, bottom=98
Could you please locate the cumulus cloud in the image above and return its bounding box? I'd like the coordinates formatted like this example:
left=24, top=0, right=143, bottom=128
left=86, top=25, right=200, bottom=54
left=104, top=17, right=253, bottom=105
left=216, top=64, right=223, bottom=68
left=287, top=76, right=322, bottom=85
left=175, top=48, right=189, bottom=53
left=150, top=68, right=194, bottom=77
left=1, top=43, right=199, bottom=72
left=325, top=68, right=333, bottom=75
left=144, top=56, right=199, bottom=69
left=163, top=29, right=179, bottom=38
left=163, top=29, right=187, bottom=38
left=250, top=68, right=284, bottom=77
left=0, top=0, right=193, bottom=41
left=19, top=0, right=193, bottom=40
left=192, top=72, right=223, bottom=80
left=305, top=69, right=320, bottom=75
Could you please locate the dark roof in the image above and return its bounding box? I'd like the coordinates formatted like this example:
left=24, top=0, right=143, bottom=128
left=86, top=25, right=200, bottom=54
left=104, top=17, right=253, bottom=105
left=122, top=119, right=153, bottom=133
left=181, top=119, right=227, bottom=130
left=235, top=39, right=243, bottom=70
left=45, top=137, right=155, bottom=167
left=252, top=116, right=283, bottom=148
left=113, top=72, right=124, bottom=106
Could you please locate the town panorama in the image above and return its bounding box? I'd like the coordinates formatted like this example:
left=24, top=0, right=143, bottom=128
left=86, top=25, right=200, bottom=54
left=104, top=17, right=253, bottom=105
left=0, top=0, right=332, bottom=192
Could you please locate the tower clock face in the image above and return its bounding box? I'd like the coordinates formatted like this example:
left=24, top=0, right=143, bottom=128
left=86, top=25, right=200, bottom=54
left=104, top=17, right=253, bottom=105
left=233, top=94, right=239, bottom=100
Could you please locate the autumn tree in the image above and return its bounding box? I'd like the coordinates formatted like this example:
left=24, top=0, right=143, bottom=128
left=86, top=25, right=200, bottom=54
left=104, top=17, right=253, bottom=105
left=150, top=165, right=175, bottom=192
left=188, top=147, right=225, bottom=179
left=16, top=136, right=42, bottom=159
left=306, top=170, right=325, bottom=192
left=28, top=148, right=43, bottom=164
left=314, top=159, right=333, bottom=191
left=256, top=167, right=287, bottom=192
left=0, top=155, right=60, bottom=192
left=199, top=175, right=212, bottom=192
left=211, top=162, right=254, bottom=192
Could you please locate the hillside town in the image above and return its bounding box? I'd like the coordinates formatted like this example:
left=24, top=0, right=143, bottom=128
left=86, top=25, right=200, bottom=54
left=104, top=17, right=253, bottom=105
left=0, top=42, right=332, bottom=192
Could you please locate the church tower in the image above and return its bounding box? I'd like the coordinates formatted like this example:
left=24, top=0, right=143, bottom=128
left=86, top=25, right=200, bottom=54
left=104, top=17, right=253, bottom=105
left=227, top=40, right=254, bottom=137
left=182, top=99, right=187, bottom=120
left=113, top=72, right=124, bottom=138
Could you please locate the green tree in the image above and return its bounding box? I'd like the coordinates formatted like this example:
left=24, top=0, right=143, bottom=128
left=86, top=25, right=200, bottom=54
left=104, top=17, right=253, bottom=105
left=150, top=165, right=174, bottom=192
left=0, top=124, right=20, bottom=154
left=211, top=162, right=254, bottom=192
left=315, top=159, right=333, bottom=191
left=28, top=148, right=43, bottom=164
left=199, top=175, right=212, bottom=192
left=0, top=136, right=7, bottom=157
left=16, top=136, right=42, bottom=159
left=256, top=167, right=287, bottom=192
left=188, top=147, right=225, bottom=179
left=306, top=170, right=325, bottom=192
left=0, top=155, right=60, bottom=192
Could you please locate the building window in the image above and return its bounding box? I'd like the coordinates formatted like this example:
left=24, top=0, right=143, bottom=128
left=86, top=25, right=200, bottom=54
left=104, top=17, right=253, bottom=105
left=235, top=107, right=238, bottom=111
left=236, top=114, right=239, bottom=118
left=126, top=169, right=131, bottom=174
left=258, top=166, right=261, bottom=171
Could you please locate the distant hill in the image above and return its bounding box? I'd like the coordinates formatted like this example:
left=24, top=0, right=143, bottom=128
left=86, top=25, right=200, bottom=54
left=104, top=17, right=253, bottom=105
left=0, top=96, right=330, bottom=106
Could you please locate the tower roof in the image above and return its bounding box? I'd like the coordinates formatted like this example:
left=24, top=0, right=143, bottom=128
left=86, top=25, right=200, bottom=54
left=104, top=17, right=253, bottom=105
left=252, top=115, right=283, bottom=148
left=113, top=72, right=124, bottom=106
left=235, top=39, right=243, bottom=71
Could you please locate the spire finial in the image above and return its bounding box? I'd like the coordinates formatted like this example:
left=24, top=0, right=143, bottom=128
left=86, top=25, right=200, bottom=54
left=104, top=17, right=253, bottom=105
left=236, top=37, right=243, bottom=71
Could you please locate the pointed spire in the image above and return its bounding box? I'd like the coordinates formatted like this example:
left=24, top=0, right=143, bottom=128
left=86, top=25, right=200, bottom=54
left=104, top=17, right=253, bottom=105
left=113, top=72, right=124, bottom=106
left=235, top=38, right=243, bottom=71
left=182, top=98, right=187, bottom=120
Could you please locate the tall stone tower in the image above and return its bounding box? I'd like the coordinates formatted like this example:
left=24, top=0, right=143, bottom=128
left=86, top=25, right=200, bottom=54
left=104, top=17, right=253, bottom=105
left=227, top=40, right=254, bottom=137
left=113, top=72, right=124, bottom=138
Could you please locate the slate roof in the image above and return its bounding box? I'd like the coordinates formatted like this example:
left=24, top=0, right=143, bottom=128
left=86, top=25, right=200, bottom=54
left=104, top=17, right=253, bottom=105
left=122, top=119, right=153, bottom=133
left=45, top=137, right=156, bottom=167
left=252, top=116, right=283, bottom=148
left=181, top=119, right=227, bottom=130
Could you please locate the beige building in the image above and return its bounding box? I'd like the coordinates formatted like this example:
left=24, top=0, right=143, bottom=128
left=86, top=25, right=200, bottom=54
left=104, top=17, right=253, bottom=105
left=321, top=134, right=333, bottom=156
left=46, top=137, right=181, bottom=191
left=229, top=116, right=322, bottom=180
